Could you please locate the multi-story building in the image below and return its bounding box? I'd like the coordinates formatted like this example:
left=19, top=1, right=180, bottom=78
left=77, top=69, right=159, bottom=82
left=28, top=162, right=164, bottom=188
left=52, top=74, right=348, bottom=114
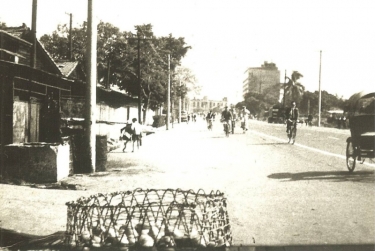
left=190, top=96, right=228, bottom=114
left=243, top=61, right=280, bottom=96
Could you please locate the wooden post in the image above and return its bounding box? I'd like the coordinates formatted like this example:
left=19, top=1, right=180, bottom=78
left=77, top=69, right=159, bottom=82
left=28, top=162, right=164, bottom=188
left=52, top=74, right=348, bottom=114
left=178, top=80, right=181, bottom=123
left=166, top=54, right=170, bottom=130
left=69, top=13, right=73, bottom=60
left=137, top=35, right=142, bottom=124
left=86, top=0, right=97, bottom=173
left=31, top=0, right=37, bottom=68
left=318, top=50, right=322, bottom=127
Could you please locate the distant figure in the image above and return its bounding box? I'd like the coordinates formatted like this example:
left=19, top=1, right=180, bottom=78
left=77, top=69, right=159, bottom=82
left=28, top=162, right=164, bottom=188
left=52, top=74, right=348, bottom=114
left=193, top=114, right=196, bottom=122
left=120, top=120, right=133, bottom=152
left=221, top=106, right=233, bottom=132
left=307, top=114, right=313, bottom=126
left=240, top=106, right=250, bottom=133
left=131, top=118, right=142, bottom=152
left=187, top=114, right=191, bottom=124
left=206, top=110, right=214, bottom=130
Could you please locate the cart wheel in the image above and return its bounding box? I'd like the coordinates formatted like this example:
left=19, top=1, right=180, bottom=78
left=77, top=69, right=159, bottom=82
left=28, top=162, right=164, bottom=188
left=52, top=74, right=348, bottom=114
left=346, top=139, right=356, bottom=172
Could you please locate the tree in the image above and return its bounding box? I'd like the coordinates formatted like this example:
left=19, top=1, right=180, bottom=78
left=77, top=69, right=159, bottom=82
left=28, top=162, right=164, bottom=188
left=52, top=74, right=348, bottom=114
left=299, top=90, right=345, bottom=116
left=283, top=71, right=305, bottom=104
left=39, top=22, right=193, bottom=124
left=236, top=92, right=267, bottom=116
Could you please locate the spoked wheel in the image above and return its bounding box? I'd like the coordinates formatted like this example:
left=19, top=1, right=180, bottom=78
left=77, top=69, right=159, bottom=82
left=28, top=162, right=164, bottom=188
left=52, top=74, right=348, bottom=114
left=346, top=139, right=356, bottom=172
left=225, top=124, right=229, bottom=137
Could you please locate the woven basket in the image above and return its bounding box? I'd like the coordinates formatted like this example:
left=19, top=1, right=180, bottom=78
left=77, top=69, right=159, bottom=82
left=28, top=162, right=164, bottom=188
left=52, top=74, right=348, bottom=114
left=65, top=188, right=232, bottom=249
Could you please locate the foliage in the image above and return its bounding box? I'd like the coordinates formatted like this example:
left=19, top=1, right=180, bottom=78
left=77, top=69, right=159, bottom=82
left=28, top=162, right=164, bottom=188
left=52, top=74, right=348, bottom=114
left=283, top=71, right=305, bottom=104
left=236, top=84, right=280, bottom=116
left=299, top=90, right=345, bottom=115
left=152, top=115, right=166, bottom=128
left=39, top=22, right=194, bottom=123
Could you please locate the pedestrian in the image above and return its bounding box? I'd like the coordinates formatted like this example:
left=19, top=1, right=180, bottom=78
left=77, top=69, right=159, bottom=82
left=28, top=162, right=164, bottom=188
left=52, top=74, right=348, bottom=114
left=120, top=120, right=133, bottom=152
left=131, top=118, right=142, bottom=152
left=230, top=108, right=237, bottom=134
left=187, top=114, right=191, bottom=124
left=206, top=110, right=214, bottom=130
left=307, top=114, right=313, bottom=126
left=240, top=106, right=250, bottom=133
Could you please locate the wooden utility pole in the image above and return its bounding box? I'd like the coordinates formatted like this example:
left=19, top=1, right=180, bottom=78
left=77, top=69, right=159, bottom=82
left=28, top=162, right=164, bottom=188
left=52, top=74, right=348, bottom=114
left=31, top=0, right=37, bottom=68
left=283, top=70, right=286, bottom=107
left=166, top=54, right=170, bottom=130
left=318, top=50, right=322, bottom=127
left=137, top=35, right=142, bottom=123
left=86, top=0, right=97, bottom=172
left=178, top=80, right=181, bottom=123
left=68, top=13, right=73, bottom=60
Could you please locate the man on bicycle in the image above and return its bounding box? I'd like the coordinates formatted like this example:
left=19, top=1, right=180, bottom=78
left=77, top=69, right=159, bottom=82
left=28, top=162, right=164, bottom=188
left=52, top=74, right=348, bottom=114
left=286, top=101, right=299, bottom=144
left=221, top=106, right=233, bottom=133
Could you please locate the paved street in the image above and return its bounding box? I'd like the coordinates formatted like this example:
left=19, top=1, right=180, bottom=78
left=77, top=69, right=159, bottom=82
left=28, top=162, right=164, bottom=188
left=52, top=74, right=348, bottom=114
left=1, top=118, right=374, bottom=248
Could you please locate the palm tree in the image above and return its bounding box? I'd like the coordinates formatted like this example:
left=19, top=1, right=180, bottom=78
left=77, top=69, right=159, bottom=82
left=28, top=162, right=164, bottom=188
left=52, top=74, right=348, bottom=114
left=283, top=71, right=305, bottom=105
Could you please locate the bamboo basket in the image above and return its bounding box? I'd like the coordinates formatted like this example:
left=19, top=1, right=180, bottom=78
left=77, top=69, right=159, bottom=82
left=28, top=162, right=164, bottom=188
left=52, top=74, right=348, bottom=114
left=65, top=188, right=232, bottom=249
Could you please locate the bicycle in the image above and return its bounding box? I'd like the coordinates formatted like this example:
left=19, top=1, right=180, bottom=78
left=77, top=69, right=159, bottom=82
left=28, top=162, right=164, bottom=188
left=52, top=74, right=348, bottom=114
left=207, top=119, right=213, bottom=130
left=223, top=121, right=230, bottom=137
left=231, top=120, right=236, bottom=134
left=287, top=120, right=297, bottom=144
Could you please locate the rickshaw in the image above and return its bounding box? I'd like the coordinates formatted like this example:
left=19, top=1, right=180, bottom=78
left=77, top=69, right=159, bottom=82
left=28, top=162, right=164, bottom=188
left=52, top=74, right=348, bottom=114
left=346, top=91, right=375, bottom=172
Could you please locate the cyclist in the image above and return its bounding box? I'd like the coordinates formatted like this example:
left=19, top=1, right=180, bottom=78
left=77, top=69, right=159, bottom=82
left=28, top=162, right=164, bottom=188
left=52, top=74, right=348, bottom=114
left=286, top=101, right=299, bottom=144
left=221, top=106, right=233, bottom=135
left=206, top=110, right=214, bottom=130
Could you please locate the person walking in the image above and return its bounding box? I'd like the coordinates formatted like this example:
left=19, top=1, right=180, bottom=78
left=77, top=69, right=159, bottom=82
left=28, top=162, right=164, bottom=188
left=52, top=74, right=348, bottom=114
left=206, top=110, right=214, bottom=130
left=240, top=106, right=250, bottom=133
left=120, top=120, right=133, bottom=152
left=131, top=118, right=142, bottom=152
left=230, top=108, right=237, bottom=134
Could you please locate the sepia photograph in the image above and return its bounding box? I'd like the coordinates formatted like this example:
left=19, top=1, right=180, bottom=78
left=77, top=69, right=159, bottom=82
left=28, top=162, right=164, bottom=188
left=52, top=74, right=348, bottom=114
left=0, top=0, right=374, bottom=250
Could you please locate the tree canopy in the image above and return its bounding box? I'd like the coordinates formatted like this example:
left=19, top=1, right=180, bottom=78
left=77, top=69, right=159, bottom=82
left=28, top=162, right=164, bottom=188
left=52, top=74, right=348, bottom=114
left=39, top=22, right=197, bottom=119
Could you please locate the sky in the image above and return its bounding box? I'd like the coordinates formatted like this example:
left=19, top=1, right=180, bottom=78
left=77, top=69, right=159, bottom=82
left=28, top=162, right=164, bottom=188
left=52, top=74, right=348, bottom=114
left=1, top=0, right=374, bottom=104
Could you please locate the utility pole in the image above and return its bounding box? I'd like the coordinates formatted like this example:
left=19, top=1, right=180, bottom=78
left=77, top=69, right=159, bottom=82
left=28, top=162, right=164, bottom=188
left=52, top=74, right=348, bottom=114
left=178, top=79, right=181, bottom=123
left=308, top=98, right=310, bottom=115
left=318, top=50, right=322, bottom=127
left=66, top=13, right=73, bottom=60
left=166, top=54, right=170, bottom=130
left=137, top=34, right=142, bottom=123
left=283, top=70, right=286, bottom=107
left=86, top=0, right=97, bottom=173
left=31, top=0, right=37, bottom=68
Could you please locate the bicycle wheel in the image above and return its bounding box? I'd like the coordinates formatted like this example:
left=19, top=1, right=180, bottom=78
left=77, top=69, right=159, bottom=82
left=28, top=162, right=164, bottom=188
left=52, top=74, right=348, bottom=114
left=291, top=125, right=297, bottom=144
left=346, top=139, right=356, bottom=172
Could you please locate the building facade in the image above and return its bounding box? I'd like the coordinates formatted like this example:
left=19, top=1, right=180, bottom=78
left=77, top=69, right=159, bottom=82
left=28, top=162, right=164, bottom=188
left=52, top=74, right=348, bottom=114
left=243, top=61, right=280, bottom=96
left=190, top=96, right=228, bottom=114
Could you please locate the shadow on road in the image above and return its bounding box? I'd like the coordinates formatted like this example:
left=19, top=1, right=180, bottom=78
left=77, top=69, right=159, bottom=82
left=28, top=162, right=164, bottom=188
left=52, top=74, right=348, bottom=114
left=0, top=228, right=64, bottom=250
left=268, top=170, right=375, bottom=183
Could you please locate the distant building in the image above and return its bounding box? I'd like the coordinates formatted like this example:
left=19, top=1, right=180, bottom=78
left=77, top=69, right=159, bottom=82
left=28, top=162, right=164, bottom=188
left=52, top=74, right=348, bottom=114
left=243, top=61, right=280, bottom=96
left=190, top=96, right=228, bottom=114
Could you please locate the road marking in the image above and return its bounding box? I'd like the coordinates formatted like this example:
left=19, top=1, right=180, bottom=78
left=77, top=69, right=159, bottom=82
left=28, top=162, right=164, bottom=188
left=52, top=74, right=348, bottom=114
left=248, top=129, right=375, bottom=168
left=328, top=136, right=339, bottom=140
